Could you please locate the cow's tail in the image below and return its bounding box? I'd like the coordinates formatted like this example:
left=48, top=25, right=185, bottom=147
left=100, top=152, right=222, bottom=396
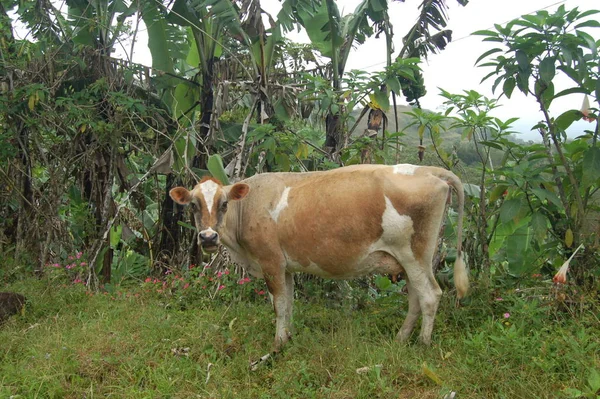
left=434, top=169, right=469, bottom=299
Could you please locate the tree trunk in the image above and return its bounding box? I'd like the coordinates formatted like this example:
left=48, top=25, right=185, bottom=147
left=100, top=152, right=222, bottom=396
left=193, top=57, right=217, bottom=170
left=15, top=122, right=33, bottom=261
left=95, top=147, right=115, bottom=285
left=324, top=112, right=342, bottom=160
left=157, top=173, right=183, bottom=270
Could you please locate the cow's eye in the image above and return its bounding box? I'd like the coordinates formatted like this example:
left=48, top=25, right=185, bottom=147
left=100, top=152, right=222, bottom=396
left=221, top=201, right=228, bottom=211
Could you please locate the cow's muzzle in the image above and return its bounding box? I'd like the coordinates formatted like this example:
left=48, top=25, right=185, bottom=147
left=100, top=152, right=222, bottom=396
left=199, top=229, right=219, bottom=253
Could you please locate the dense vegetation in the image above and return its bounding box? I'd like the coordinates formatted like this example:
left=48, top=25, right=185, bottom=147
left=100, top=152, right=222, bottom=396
left=1, top=0, right=599, bottom=397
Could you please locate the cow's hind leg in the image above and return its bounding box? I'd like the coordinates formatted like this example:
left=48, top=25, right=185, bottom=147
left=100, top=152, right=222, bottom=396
left=414, top=270, right=442, bottom=345
left=396, top=280, right=421, bottom=342
left=419, top=273, right=442, bottom=345
left=284, top=272, right=294, bottom=335
left=399, top=264, right=442, bottom=345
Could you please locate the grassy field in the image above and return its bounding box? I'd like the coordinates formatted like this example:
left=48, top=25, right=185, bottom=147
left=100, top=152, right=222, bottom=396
left=1, top=274, right=599, bottom=399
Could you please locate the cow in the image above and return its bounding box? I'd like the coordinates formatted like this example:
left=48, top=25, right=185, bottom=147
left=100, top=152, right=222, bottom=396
left=169, top=164, right=469, bottom=355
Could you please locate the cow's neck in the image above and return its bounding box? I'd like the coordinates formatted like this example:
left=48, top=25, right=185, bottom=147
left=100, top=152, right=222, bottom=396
left=220, top=198, right=242, bottom=252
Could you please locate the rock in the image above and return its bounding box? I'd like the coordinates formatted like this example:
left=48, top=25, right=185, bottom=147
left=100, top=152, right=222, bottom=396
left=0, top=292, right=27, bottom=324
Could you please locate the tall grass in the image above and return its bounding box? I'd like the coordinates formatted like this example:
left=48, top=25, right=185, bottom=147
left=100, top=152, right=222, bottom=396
left=1, top=275, right=598, bottom=398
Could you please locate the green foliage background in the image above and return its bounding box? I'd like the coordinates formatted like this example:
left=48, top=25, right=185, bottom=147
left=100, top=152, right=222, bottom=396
left=0, top=1, right=599, bottom=396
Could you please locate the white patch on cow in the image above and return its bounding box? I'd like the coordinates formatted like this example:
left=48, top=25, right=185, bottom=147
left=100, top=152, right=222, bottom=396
left=380, top=196, right=414, bottom=241
left=393, top=164, right=419, bottom=175
left=269, top=187, right=291, bottom=222
left=200, top=179, right=219, bottom=212
left=368, top=196, right=415, bottom=265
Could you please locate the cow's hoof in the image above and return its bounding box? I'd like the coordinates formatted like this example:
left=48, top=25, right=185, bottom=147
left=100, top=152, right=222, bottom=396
left=249, top=352, right=276, bottom=371
left=396, top=332, right=411, bottom=344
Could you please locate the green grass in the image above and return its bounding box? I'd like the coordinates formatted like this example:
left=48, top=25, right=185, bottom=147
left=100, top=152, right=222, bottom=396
left=1, top=277, right=599, bottom=398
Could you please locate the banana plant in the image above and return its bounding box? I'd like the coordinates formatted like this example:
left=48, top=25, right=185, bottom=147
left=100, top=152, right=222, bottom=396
left=66, top=0, right=137, bottom=55
left=279, top=0, right=468, bottom=159
left=278, top=0, right=394, bottom=157
left=142, top=0, right=288, bottom=175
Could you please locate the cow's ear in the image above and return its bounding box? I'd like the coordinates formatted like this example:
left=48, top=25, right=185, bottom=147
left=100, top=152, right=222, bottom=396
left=170, top=187, right=192, bottom=205
left=228, top=183, right=249, bottom=201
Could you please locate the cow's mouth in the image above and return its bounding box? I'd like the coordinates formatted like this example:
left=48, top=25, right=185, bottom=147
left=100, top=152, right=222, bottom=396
left=202, top=244, right=219, bottom=253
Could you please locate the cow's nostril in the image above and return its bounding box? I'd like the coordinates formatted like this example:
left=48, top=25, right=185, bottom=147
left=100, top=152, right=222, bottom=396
left=199, top=231, right=218, bottom=243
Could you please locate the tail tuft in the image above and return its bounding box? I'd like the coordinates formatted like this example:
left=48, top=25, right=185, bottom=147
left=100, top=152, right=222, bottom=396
left=454, top=253, right=469, bottom=299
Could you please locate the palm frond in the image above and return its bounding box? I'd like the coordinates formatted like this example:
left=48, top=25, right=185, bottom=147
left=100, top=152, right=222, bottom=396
left=400, top=0, right=468, bottom=59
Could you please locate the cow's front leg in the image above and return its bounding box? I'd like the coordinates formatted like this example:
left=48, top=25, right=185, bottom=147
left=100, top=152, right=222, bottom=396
left=266, top=270, right=294, bottom=351
left=250, top=270, right=293, bottom=371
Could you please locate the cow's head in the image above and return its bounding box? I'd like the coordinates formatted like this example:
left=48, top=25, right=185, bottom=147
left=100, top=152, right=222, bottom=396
left=169, top=177, right=249, bottom=253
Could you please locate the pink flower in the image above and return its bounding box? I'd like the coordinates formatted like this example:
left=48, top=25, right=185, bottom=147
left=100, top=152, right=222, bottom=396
left=503, top=313, right=510, bottom=319
left=257, top=290, right=265, bottom=295
left=53, top=263, right=60, bottom=268
left=224, top=269, right=230, bottom=275
left=495, top=297, right=503, bottom=301
left=80, top=262, right=87, bottom=266
left=216, top=271, right=223, bottom=278
left=183, top=283, right=190, bottom=290
left=76, top=252, right=83, bottom=259
left=218, top=285, right=225, bottom=291
left=145, top=277, right=152, bottom=283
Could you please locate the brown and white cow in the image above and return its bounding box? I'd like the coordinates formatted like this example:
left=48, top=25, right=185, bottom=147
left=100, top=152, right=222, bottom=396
left=170, top=164, right=469, bottom=352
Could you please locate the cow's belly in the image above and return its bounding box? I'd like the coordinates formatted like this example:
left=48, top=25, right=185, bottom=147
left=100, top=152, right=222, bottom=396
left=285, top=250, right=405, bottom=279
